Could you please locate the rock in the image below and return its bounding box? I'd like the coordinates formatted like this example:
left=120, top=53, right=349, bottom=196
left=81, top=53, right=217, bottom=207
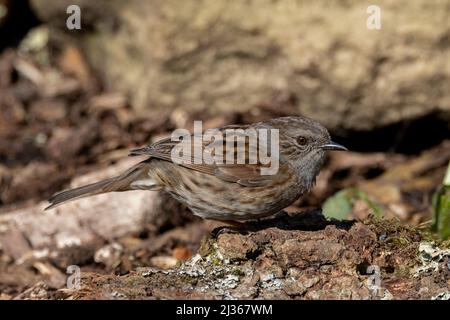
left=55, top=212, right=450, bottom=300
left=30, top=0, right=450, bottom=131
left=277, top=236, right=345, bottom=269
left=217, top=234, right=258, bottom=261
left=0, top=158, right=165, bottom=268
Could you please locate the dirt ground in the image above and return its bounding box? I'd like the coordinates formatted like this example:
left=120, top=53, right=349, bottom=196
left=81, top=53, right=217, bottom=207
left=0, top=1, right=449, bottom=300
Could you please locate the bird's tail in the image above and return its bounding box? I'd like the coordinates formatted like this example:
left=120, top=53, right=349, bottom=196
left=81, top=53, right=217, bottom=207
left=45, top=161, right=154, bottom=210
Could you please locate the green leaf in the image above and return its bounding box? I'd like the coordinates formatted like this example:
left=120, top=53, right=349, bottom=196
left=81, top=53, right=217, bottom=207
left=322, top=188, right=383, bottom=221
left=432, top=162, right=450, bottom=239
left=322, top=189, right=353, bottom=220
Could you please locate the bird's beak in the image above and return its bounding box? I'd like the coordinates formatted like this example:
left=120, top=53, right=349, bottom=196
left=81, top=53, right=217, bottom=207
left=320, top=141, right=348, bottom=151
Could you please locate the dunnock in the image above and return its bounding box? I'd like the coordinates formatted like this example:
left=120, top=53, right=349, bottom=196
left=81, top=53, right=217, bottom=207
left=46, top=116, right=347, bottom=221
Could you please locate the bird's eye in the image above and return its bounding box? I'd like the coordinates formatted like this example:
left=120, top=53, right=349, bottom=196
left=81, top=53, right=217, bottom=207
left=296, top=136, right=307, bottom=146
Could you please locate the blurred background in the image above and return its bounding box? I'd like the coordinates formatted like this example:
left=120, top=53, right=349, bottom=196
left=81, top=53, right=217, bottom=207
left=0, top=0, right=449, bottom=298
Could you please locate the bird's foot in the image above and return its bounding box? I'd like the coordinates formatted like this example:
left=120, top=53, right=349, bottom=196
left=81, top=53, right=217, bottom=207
left=210, top=220, right=254, bottom=237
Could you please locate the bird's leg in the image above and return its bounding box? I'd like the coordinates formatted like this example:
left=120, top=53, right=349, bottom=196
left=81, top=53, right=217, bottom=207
left=218, top=219, right=247, bottom=227
left=210, top=219, right=250, bottom=237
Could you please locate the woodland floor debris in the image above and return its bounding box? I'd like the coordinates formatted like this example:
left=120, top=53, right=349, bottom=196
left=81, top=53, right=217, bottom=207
left=1, top=8, right=450, bottom=299
left=11, top=211, right=449, bottom=300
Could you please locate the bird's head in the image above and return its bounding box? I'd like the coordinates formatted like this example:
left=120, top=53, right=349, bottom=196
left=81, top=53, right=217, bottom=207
left=261, top=116, right=347, bottom=186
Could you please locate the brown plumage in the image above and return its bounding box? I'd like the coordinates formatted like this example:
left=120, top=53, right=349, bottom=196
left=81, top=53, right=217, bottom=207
left=46, top=116, right=347, bottom=221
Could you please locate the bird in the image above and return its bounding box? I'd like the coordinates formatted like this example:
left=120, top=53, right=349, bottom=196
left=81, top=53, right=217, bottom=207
left=46, top=116, right=347, bottom=222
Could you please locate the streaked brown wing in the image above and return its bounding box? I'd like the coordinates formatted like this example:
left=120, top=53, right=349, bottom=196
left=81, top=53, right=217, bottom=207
left=129, top=126, right=288, bottom=187
left=129, top=136, right=217, bottom=176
